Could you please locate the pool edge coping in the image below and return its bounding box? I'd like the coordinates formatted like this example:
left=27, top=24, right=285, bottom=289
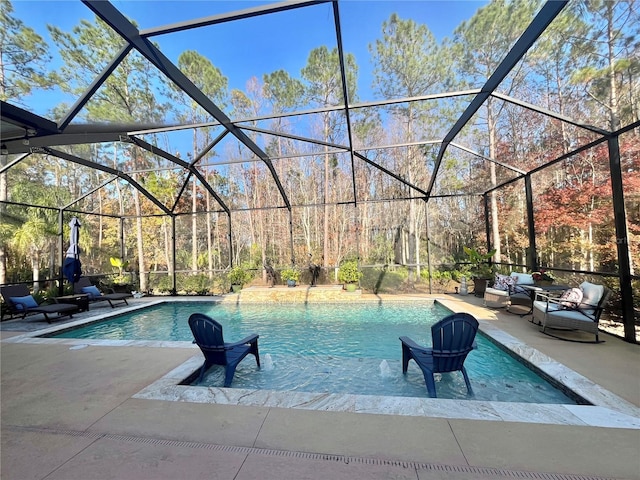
left=2, top=296, right=639, bottom=429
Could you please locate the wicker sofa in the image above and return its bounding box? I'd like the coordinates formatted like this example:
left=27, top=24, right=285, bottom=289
left=483, top=272, right=536, bottom=310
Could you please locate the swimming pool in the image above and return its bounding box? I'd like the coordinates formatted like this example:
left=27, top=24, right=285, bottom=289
left=48, top=301, right=577, bottom=404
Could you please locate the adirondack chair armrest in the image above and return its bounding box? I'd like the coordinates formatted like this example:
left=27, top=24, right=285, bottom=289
left=399, top=336, right=432, bottom=354
left=225, top=333, right=259, bottom=348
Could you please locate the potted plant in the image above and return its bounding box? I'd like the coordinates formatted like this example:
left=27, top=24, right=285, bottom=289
left=338, top=259, right=362, bottom=292
left=281, top=266, right=300, bottom=287
left=228, top=266, right=251, bottom=293
left=109, top=257, right=133, bottom=292
left=531, top=268, right=555, bottom=286
left=462, top=246, right=496, bottom=297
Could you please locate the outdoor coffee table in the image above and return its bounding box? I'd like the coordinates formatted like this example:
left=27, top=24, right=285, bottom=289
left=55, top=294, right=90, bottom=312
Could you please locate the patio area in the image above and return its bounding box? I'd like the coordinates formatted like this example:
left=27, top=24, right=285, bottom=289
left=1, top=293, right=638, bottom=480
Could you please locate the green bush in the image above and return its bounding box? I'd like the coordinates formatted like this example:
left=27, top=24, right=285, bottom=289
left=228, top=266, right=252, bottom=287
left=181, top=274, right=212, bottom=294
left=462, top=246, right=496, bottom=279
left=149, top=274, right=173, bottom=293
left=280, top=266, right=300, bottom=282
left=422, top=269, right=453, bottom=291
left=338, top=260, right=362, bottom=284
left=360, top=266, right=406, bottom=293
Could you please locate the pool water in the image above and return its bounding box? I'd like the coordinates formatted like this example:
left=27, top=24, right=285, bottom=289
left=50, top=301, right=577, bottom=403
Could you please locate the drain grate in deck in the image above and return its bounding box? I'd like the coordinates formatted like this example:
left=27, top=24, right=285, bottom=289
left=5, top=425, right=618, bottom=480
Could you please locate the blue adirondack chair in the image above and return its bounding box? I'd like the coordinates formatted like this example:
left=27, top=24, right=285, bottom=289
left=188, top=313, right=260, bottom=387
left=400, top=312, right=479, bottom=398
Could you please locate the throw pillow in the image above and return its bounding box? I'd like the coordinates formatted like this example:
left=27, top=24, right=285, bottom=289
left=493, top=274, right=516, bottom=292
left=9, top=295, right=39, bottom=311
left=81, top=285, right=102, bottom=299
left=559, top=287, right=583, bottom=309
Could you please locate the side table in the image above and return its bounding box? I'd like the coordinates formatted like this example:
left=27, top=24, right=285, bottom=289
left=55, top=294, right=90, bottom=312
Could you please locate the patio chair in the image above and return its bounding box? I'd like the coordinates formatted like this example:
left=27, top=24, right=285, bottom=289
left=188, top=313, right=260, bottom=387
left=0, top=284, right=78, bottom=323
left=532, top=281, right=611, bottom=343
left=483, top=272, right=536, bottom=311
left=73, top=277, right=131, bottom=308
left=400, top=312, right=479, bottom=398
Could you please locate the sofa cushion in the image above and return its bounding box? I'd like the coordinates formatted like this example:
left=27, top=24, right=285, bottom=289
left=579, top=282, right=604, bottom=313
left=485, top=286, right=509, bottom=297
left=533, top=299, right=562, bottom=313
left=510, top=272, right=534, bottom=285
left=510, top=272, right=534, bottom=294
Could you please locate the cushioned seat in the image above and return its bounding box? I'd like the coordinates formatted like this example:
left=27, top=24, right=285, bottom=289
left=74, top=277, right=131, bottom=308
left=532, top=281, right=610, bottom=343
left=483, top=272, right=536, bottom=311
left=0, top=284, right=78, bottom=323
left=484, top=287, right=510, bottom=308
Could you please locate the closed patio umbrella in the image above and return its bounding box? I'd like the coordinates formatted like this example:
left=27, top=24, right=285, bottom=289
left=62, top=217, right=82, bottom=283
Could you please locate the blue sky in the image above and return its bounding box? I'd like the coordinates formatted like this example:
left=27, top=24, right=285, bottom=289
left=12, top=0, right=487, bottom=117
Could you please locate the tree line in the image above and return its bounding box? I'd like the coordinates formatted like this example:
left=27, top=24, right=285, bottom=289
left=0, top=0, right=638, bottom=295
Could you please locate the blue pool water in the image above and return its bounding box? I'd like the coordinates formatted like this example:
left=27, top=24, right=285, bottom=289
left=49, top=301, right=577, bottom=403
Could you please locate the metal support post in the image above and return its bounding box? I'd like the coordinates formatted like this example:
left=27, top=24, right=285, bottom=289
left=608, top=135, right=636, bottom=343
left=524, top=175, right=537, bottom=271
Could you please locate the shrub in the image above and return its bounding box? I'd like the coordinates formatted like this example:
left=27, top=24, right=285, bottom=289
left=181, top=274, right=212, bottom=294
left=228, top=266, right=252, bottom=287
left=338, top=260, right=362, bottom=284
left=360, top=266, right=405, bottom=293
left=280, top=266, right=300, bottom=282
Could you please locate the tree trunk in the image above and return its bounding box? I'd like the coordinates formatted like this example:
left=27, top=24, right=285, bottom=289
left=323, top=114, right=330, bottom=268
left=162, top=218, right=171, bottom=280
left=133, top=187, right=146, bottom=292
left=606, top=2, right=620, bottom=132
left=206, top=192, right=213, bottom=279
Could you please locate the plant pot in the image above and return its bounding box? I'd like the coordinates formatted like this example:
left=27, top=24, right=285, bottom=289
left=344, top=283, right=357, bottom=292
left=287, top=279, right=296, bottom=288
left=231, top=284, right=242, bottom=293
left=472, top=277, right=490, bottom=297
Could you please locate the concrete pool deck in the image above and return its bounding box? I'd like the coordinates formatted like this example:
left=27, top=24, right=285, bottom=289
left=2, top=292, right=639, bottom=479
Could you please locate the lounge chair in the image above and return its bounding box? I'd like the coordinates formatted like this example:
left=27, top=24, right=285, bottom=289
left=532, top=281, right=611, bottom=343
left=188, top=313, right=260, bottom=387
left=73, top=277, right=131, bottom=308
left=400, top=312, right=479, bottom=398
left=0, top=284, right=78, bottom=323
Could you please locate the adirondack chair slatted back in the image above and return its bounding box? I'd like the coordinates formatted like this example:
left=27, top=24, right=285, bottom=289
left=189, top=313, right=229, bottom=365
left=430, top=313, right=478, bottom=373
